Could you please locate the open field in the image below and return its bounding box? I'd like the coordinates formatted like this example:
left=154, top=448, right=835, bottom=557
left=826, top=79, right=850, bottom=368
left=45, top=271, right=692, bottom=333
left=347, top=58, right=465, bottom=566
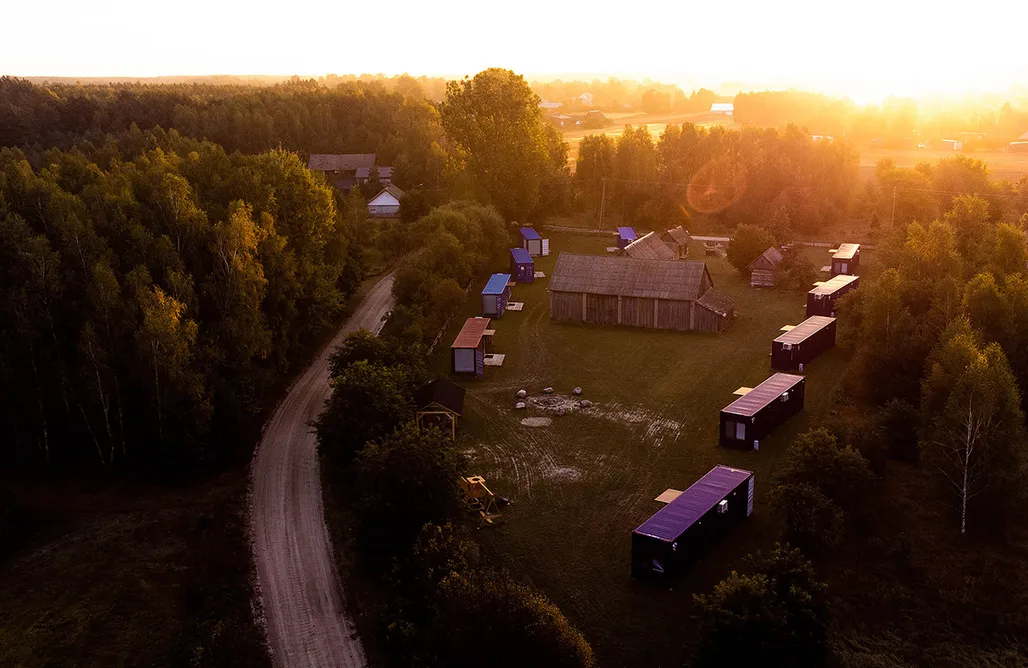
left=430, top=233, right=856, bottom=667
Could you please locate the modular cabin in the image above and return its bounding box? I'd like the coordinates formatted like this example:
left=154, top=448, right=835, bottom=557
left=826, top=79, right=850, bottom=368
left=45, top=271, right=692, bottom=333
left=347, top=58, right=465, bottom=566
left=623, top=231, right=675, bottom=260
left=414, top=378, right=466, bottom=441
left=616, top=227, right=638, bottom=249
left=720, top=373, right=805, bottom=450
left=548, top=253, right=734, bottom=333
left=831, top=243, right=861, bottom=276
left=451, top=318, right=491, bottom=377
left=748, top=246, right=783, bottom=288
left=481, top=273, right=512, bottom=318
left=631, top=466, right=754, bottom=578
left=519, top=227, right=545, bottom=257
left=806, top=274, right=860, bottom=317
left=510, top=247, right=535, bottom=283
left=771, top=316, right=837, bottom=371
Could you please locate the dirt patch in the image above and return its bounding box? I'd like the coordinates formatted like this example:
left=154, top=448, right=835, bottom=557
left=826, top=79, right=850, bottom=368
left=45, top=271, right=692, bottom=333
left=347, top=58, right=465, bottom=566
left=520, top=417, right=553, bottom=427
left=529, top=394, right=586, bottom=413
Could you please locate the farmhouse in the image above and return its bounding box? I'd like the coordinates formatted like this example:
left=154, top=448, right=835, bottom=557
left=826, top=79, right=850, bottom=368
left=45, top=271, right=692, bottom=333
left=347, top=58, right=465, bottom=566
left=771, top=316, right=837, bottom=371
left=807, top=274, right=860, bottom=317
left=510, top=247, right=534, bottom=283
left=720, top=373, right=805, bottom=450
left=660, top=226, right=692, bottom=259
left=547, top=253, right=734, bottom=332
left=710, top=102, right=734, bottom=116
left=307, top=153, right=392, bottom=191
left=519, top=227, right=547, bottom=257
left=623, top=231, right=675, bottom=260
left=481, top=273, right=512, bottom=318
left=616, top=227, right=637, bottom=249
left=367, top=185, right=405, bottom=217
left=831, top=243, right=860, bottom=276
left=747, top=246, right=783, bottom=287
left=631, top=465, right=754, bottom=578
left=451, top=318, right=492, bottom=377
left=414, top=378, right=466, bottom=441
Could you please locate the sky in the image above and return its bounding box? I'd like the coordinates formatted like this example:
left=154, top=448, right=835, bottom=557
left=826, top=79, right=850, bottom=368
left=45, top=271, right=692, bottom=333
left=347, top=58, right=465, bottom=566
left=4, top=0, right=1028, bottom=102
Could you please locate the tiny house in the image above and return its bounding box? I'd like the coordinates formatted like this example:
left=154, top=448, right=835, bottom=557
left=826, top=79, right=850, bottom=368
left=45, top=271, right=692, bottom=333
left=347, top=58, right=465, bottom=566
left=631, top=466, right=754, bottom=578
left=616, top=227, right=637, bottom=250
left=519, top=227, right=544, bottom=257
left=831, top=243, right=860, bottom=276
left=748, top=246, right=783, bottom=288
left=451, top=318, right=491, bottom=376
left=771, top=316, right=837, bottom=371
left=720, top=373, right=805, bottom=450
left=510, top=247, right=535, bottom=283
left=481, top=273, right=512, bottom=317
left=806, top=274, right=860, bottom=318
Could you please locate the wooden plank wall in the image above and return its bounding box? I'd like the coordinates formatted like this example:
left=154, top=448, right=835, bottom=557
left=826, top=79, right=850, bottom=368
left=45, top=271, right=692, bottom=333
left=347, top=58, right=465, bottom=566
left=549, top=291, right=729, bottom=332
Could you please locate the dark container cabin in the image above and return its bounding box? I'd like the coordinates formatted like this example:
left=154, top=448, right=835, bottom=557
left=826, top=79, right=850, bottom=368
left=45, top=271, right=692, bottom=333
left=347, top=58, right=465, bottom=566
left=806, top=274, right=860, bottom=318
left=631, top=465, right=755, bottom=578
left=771, top=316, right=837, bottom=371
left=510, top=247, right=535, bottom=283
left=451, top=318, right=491, bottom=377
left=481, top=273, right=512, bottom=317
left=519, top=227, right=543, bottom=257
left=720, top=373, right=805, bottom=450
left=616, top=226, right=638, bottom=249
left=831, top=243, right=860, bottom=276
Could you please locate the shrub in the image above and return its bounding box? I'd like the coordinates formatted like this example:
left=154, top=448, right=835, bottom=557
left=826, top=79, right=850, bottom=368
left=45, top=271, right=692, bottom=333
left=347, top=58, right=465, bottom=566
left=778, top=428, right=876, bottom=515
left=767, top=483, right=844, bottom=553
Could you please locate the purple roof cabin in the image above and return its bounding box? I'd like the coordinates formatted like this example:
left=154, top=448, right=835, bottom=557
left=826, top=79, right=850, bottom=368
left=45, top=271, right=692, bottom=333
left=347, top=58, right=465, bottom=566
left=520, top=227, right=544, bottom=257
left=632, top=466, right=754, bottom=578
left=510, top=247, right=535, bottom=283
left=617, top=227, right=638, bottom=249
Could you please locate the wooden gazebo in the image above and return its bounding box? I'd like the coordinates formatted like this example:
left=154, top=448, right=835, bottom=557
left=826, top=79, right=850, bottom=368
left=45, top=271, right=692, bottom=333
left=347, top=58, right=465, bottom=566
left=414, top=378, right=467, bottom=441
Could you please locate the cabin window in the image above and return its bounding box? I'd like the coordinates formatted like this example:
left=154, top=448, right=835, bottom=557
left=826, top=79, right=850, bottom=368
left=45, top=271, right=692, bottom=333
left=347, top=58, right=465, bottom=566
left=840, top=262, right=848, bottom=273
left=736, top=422, right=746, bottom=440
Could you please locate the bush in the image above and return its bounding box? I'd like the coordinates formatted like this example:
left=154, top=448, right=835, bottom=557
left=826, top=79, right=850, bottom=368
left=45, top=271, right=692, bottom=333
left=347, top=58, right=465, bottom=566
left=777, top=428, right=876, bottom=516
left=727, top=224, right=777, bottom=275
left=767, top=483, right=844, bottom=553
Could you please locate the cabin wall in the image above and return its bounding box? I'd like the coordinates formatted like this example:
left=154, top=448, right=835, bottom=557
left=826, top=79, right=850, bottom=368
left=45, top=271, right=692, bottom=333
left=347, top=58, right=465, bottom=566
left=656, top=299, right=692, bottom=331
left=771, top=320, right=837, bottom=371
left=694, top=306, right=729, bottom=333
left=550, top=291, right=585, bottom=322
left=586, top=293, right=619, bottom=325
left=452, top=348, right=477, bottom=375
left=621, top=296, right=656, bottom=328
left=720, top=381, right=805, bottom=450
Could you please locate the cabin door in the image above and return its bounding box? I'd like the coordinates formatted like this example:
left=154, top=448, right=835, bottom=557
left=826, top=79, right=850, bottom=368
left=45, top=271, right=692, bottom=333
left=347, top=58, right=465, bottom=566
left=542, top=238, right=550, bottom=256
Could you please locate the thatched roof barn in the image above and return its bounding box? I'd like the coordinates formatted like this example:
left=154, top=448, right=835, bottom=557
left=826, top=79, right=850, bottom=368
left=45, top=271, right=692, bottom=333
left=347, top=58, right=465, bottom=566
left=623, top=231, right=676, bottom=260
left=547, top=253, right=733, bottom=332
left=660, top=226, right=693, bottom=259
left=748, top=246, right=783, bottom=287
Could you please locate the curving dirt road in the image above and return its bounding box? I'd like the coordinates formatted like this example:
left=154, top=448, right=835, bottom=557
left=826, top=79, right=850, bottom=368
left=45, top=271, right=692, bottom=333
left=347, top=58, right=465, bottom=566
left=250, top=272, right=395, bottom=668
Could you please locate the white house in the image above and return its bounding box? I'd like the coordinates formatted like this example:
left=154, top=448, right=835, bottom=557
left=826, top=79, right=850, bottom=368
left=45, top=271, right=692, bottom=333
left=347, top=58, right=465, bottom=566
left=368, top=185, right=405, bottom=218
left=710, top=102, right=734, bottom=116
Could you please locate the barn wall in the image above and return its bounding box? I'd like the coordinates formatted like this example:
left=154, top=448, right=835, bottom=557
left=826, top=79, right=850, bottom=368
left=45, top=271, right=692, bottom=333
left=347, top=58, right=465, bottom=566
left=656, top=300, right=692, bottom=331
left=694, top=307, right=728, bottom=332
left=622, top=297, right=656, bottom=328
left=586, top=294, right=619, bottom=325
left=550, top=291, right=585, bottom=322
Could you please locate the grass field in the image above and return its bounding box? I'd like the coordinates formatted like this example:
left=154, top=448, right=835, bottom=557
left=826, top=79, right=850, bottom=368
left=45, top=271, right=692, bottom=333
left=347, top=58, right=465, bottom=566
left=430, top=233, right=856, bottom=667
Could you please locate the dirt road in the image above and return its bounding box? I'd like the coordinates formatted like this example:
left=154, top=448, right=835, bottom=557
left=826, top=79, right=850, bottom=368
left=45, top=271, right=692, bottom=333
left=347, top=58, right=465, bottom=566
left=250, top=273, right=395, bottom=668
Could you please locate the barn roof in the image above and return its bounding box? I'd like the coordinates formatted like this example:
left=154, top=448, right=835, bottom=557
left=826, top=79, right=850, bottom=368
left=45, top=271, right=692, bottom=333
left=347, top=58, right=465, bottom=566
left=617, top=227, right=638, bottom=241
left=520, top=227, right=542, bottom=241
left=549, top=253, right=711, bottom=301
left=722, top=373, right=804, bottom=417
left=662, top=226, right=693, bottom=246
left=697, top=288, right=735, bottom=317
left=774, top=316, right=835, bottom=345
left=624, top=231, right=676, bottom=260
left=634, top=466, right=752, bottom=542
left=307, top=153, right=376, bottom=171
left=482, top=273, right=512, bottom=296
left=809, top=273, right=859, bottom=296
left=452, top=318, right=491, bottom=349
left=510, top=247, right=533, bottom=264
left=368, top=185, right=405, bottom=205
left=833, top=243, right=860, bottom=261
left=748, top=246, right=783, bottom=270
left=414, top=378, right=466, bottom=415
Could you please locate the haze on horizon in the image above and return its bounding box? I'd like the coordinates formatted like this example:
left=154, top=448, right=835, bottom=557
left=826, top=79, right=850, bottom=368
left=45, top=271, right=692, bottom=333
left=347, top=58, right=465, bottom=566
left=4, top=0, right=1028, bottom=103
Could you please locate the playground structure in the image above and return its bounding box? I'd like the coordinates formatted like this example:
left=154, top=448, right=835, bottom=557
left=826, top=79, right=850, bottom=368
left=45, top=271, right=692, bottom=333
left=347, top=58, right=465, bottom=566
left=460, top=475, right=505, bottom=523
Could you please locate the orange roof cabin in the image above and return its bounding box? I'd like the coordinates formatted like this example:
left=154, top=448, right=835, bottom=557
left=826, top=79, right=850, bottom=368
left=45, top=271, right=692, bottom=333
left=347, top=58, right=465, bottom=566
left=451, top=318, right=492, bottom=377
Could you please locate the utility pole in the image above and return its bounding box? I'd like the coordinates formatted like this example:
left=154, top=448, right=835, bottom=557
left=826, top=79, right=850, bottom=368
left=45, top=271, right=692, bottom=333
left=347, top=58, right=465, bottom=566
left=891, top=187, right=897, bottom=226
left=599, top=177, right=606, bottom=228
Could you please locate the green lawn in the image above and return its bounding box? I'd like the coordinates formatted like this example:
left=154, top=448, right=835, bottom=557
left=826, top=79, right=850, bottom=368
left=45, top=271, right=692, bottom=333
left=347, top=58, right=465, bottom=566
left=430, top=232, right=857, bottom=667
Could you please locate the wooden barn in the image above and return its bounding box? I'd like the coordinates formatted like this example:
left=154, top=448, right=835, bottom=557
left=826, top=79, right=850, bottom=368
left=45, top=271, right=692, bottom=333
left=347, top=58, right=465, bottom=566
left=623, top=231, right=675, bottom=260
left=631, top=466, right=754, bottom=578
left=510, top=247, right=534, bottom=283
left=660, top=226, right=693, bottom=259
left=414, top=378, right=466, bottom=441
left=807, top=274, right=860, bottom=317
left=519, top=227, right=546, bottom=257
left=481, top=273, right=512, bottom=318
left=547, top=253, right=734, bottom=333
left=720, top=373, right=805, bottom=450
left=451, top=318, right=492, bottom=377
left=616, top=227, right=638, bottom=249
left=771, top=316, right=837, bottom=371
left=830, top=243, right=860, bottom=276
left=748, top=246, right=783, bottom=287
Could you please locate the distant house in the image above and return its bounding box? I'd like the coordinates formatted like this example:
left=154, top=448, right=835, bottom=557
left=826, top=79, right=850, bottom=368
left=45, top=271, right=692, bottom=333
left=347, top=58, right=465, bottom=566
left=1011, top=131, right=1028, bottom=153
left=940, top=139, right=963, bottom=151
left=415, top=378, right=466, bottom=441
left=307, top=153, right=392, bottom=191
left=367, top=185, right=405, bottom=217
left=747, top=246, right=783, bottom=288
left=811, top=134, right=834, bottom=142
left=660, top=226, right=693, bottom=259
left=710, top=102, right=734, bottom=116
left=616, top=227, right=637, bottom=250
left=579, top=92, right=594, bottom=107
left=623, top=231, right=675, bottom=260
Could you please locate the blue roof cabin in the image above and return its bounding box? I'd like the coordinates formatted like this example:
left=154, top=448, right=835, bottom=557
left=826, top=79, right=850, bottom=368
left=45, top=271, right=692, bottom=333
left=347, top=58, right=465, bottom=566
left=519, top=227, right=544, bottom=257
left=481, top=273, right=512, bottom=318
left=616, top=227, right=638, bottom=249
left=510, top=247, right=535, bottom=283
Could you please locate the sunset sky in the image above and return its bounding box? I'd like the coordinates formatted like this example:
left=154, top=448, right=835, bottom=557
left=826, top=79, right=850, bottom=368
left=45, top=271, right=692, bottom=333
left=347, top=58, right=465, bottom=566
left=5, top=0, right=1028, bottom=102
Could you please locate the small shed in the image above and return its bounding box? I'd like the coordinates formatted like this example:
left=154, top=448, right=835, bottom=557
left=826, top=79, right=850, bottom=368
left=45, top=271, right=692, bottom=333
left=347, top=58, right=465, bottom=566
left=661, top=226, right=692, bottom=259
left=451, top=318, right=491, bottom=376
left=720, top=373, right=805, bottom=450
left=481, top=274, right=512, bottom=318
left=510, top=247, right=535, bottom=283
left=414, top=378, right=466, bottom=441
left=806, top=274, right=860, bottom=318
left=367, top=185, right=405, bottom=217
left=771, top=316, right=837, bottom=371
left=623, top=231, right=676, bottom=260
left=631, top=465, right=754, bottom=578
left=748, top=246, right=783, bottom=288
left=830, top=243, right=860, bottom=277
left=616, top=227, right=638, bottom=250
left=519, top=227, right=545, bottom=257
